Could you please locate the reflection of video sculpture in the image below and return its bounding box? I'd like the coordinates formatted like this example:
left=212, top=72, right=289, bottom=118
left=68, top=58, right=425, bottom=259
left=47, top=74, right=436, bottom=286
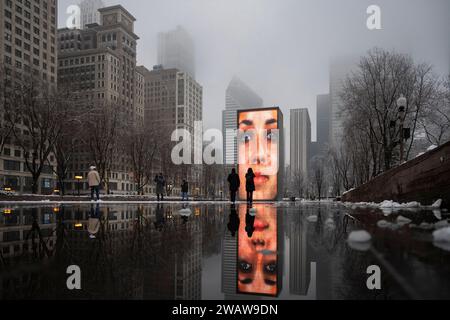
left=237, top=205, right=282, bottom=297
left=238, top=107, right=284, bottom=201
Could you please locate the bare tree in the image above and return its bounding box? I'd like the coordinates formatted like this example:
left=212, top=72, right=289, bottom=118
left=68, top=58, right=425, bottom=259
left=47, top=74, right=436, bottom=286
left=80, top=103, right=122, bottom=194
left=421, top=75, right=450, bottom=146
left=291, top=169, right=305, bottom=199
left=4, top=75, right=67, bottom=194
left=311, top=156, right=326, bottom=201
left=123, top=126, right=159, bottom=195
left=341, top=48, right=439, bottom=172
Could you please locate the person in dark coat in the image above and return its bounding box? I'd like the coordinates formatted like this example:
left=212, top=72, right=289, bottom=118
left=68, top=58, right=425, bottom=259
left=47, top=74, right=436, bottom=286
left=227, top=168, right=241, bottom=203
left=181, top=180, right=189, bottom=201
left=154, top=173, right=166, bottom=202
left=245, top=168, right=256, bottom=203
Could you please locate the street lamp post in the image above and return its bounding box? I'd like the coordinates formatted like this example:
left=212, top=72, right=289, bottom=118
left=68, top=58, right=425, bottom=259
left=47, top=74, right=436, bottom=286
left=75, top=176, right=83, bottom=196
left=397, top=95, right=407, bottom=163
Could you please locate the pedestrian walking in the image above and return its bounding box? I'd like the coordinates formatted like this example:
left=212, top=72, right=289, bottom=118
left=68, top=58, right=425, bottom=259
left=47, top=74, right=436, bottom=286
left=154, top=173, right=166, bottom=201
left=245, top=168, right=255, bottom=203
left=181, top=179, right=189, bottom=201
left=88, top=166, right=101, bottom=201
left=227, top=168, right=241, bottom=203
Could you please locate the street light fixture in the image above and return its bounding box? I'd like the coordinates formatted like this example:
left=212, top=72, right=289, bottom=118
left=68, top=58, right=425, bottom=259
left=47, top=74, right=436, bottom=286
left=75, top=175, right=83, bottom=196
left=397, top=95, right=407, bottom=163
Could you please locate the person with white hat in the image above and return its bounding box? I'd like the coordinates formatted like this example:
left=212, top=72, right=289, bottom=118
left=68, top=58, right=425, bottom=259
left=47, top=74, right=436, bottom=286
left=88, top=166, right=101, bottom=201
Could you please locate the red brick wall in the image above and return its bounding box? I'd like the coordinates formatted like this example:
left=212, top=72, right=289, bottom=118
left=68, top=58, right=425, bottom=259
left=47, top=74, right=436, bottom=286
left=342, top=141, right=450, bottom=208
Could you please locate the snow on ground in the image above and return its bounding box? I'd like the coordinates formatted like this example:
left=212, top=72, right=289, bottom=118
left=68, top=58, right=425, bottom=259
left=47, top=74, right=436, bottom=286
left=306, top=215, right=318, bottom=223
left=433, top=227, right=450, bottom=243
left=343, top=199, right=443, bottom=210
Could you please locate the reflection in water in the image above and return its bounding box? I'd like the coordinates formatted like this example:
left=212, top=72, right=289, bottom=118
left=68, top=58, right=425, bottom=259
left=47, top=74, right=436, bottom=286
left=0, top=203, right=449, bottom=300
left=237, top=204, right=280, bottom=297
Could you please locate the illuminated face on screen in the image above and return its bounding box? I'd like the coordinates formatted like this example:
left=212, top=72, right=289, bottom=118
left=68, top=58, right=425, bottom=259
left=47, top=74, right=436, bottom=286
left=238, top=109, right=279, bottom=201
left=237, top=205, right=278, bottom=296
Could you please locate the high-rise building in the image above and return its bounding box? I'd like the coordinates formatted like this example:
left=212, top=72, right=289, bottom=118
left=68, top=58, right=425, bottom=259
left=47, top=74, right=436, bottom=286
left=79, top=0, right=105, bottom=29
left=308, top=94, right=331, bottom=168
left=316, top=94, right=331, bottom=148
left=222, top=77, right=263, bottom=165
left=139, top=65, right=203, bottom=187
left=0, top=0, right=58, bottom=193
left=57, top=5, right=143, bottom=195
left=157, top=26, right=195, bottom=78
left=290, top=109, right=311, bottom=176
left=329, top=57, right=358, bottom=148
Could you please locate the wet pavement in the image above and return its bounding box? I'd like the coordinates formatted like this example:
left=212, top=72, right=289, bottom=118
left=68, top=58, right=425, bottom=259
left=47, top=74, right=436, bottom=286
left=0, top=202, right=449, bottom=300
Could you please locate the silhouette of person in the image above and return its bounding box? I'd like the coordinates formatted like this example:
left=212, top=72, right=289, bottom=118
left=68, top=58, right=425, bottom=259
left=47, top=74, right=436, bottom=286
left=245, top=205, right=256, bottom=238
left=227, top=204, right=240, bottom=237
left=154, top=204, right=166, bottom=231
left=227, top=168, right=241, bottom=203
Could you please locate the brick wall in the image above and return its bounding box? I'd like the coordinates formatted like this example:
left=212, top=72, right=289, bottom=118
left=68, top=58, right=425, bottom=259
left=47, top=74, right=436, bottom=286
left=342, top=141, right=450, bottom=208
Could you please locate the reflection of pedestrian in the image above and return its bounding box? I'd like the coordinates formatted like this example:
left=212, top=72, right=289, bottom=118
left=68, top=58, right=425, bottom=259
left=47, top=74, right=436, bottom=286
left=227, top=205, right=240, bottom=237
left=245, top=168, right=255, bottom=204
left=88, top=166, right=101, bottom=201
left=245, top=205, right=256, bottom=238
left=227, top=169, right=241, bottom=203
left=88, top=204, right=101, bottom=239
left=181, top=180, right=189, bottom=201
left=154, top=204, right=165, bottom=231
left=154, top=173, right=166, bottom=202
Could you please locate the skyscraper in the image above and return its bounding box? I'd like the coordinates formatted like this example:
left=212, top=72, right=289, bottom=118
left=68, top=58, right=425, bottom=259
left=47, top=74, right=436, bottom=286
left=222, top=77, right=263, bottom=165
left=316, top=94, right=331, bottom=148
left=290, top=109, right=311, bottom=176
left=329, top=57, right=358, bottom=148
left=0, top=0, right=58, bottom=193
left=157, top=26, right=195, bottom=78
left=79, top=0, right=105, bottom=29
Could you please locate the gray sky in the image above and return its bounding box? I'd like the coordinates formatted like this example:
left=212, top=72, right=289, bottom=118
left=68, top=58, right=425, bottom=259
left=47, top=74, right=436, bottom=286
left=58, top=0, right=450, bottom=140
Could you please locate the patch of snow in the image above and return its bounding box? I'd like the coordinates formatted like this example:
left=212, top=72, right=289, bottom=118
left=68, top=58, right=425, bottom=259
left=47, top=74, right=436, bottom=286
left=434, top=220, right=449, bottom=230
left=431, top=199, right=442, bottom=209
left=377, top=220, right=391, bottom=228
left=433, top=227, right=450, bottom=243
left=179, top=208, right=192, bottom=216
left=427, top=145, right=438, bottom=151
left=348, top=230, right=372, bottom=243
left=410, top=222, right=434, bottom=230
left=342, top=188, right=355, bottom=196
left=433, top=210, right=442, bottom=220
left=306, top=215, right=318, bottom=223
left=416, top=152, right=425, bottom=158
left=396, top=215, right=412, bottom=225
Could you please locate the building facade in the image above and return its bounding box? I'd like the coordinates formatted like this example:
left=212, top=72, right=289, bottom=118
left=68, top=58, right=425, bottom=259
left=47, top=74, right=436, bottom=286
left=222, top=77, right=263, bottom=165
left=157, top=26, right=195, bottom=79
left=290, top=108, right=311, bottom=177
left=57, top=5, right=143, bottom=195
left=0, top=0, right=58, bottom=193
left=140, top=65, right=203, bottom=191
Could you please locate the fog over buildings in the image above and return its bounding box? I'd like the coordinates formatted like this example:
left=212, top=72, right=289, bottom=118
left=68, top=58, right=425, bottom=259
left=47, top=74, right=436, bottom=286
left=59, top=0, right=450, bottom=151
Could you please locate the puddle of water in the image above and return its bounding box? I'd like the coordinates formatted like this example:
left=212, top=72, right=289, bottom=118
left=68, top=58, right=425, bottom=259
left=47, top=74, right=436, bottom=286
left=0, top=203, right=448, bottom=300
